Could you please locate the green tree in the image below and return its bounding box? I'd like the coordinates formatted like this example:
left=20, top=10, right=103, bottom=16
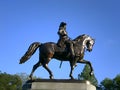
left=113, top=74, right=120, bottom=89
left=101, top=78, right=113, bottom=90
left=78, top=64, right=98, bottom=86
left=0, top=72, right=22, bottom=90
left=100, top=74, right=120, bottom=90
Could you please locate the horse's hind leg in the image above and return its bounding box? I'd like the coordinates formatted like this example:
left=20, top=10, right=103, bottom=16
left=29, top=61, right=41, bottom=80
left=43, top=58, right=53, bottom=79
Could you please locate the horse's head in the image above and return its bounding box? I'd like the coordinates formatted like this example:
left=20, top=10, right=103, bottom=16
left=83, top=35, right=95, bottom=52
left=74, top=34, right=95, bottom=52
left=86, top=38, right=95, bottom=52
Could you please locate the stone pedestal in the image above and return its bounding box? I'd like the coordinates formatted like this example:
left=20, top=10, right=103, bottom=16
left=22, top=79, right=96, bottom=90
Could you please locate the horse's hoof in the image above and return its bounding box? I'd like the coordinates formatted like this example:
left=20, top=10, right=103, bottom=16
left=70, top=75, right=74, bottom=79
left=49, top=76, right=54, bottom=79
left=70, top=76, right=74, bottom=80
left=29, top=75, right=33, bottom=80
left=90, top=71, right=94, bottom=76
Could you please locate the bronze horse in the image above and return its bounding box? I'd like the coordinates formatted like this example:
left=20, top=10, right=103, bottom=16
left=19, top=34, right=95, bottom=79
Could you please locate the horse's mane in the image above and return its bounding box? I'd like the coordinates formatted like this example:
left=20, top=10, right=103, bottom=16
left=73, top=34, right=88, bottom=41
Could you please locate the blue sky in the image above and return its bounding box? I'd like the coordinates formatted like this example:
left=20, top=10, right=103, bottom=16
left=0, top=0, right=120, bottom=83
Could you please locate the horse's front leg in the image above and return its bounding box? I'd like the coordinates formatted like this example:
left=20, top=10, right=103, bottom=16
left=77, top=59, right=94, bottom=76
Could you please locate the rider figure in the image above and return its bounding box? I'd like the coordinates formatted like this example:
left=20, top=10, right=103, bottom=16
left=57, top=22, right=75, bottom=60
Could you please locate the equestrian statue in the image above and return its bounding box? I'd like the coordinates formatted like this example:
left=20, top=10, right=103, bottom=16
left=19, top=22, right=95, bottom=79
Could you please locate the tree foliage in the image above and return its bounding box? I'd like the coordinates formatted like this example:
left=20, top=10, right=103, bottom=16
left=101, top=74, right=120, bottom=90
left=78, top=64, right=98, bottom=86
left=113, top=74, right=120, bottom=89
left=0, top=71, right=22, bottom=90
left=101, top=78, right=113, bottom=90
left=0, top=70, right=42, bottom=90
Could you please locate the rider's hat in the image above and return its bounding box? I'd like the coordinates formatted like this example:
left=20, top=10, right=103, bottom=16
left=59, top=22, right=67, bottom=27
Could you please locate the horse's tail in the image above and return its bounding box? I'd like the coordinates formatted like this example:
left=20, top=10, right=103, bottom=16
left=19, top=42, right=41, bottom=64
